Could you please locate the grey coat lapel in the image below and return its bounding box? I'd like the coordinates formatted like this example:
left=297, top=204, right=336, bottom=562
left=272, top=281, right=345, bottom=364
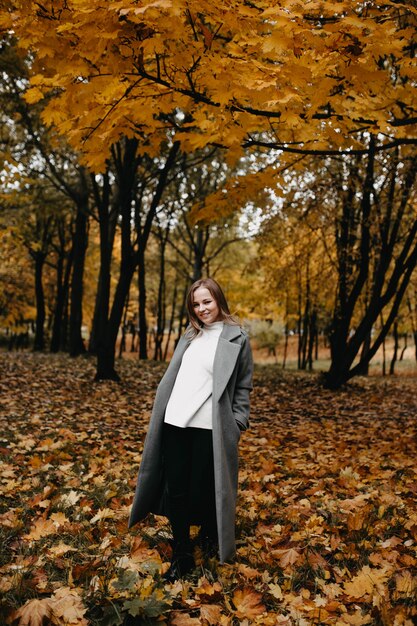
left=213, top=324, right=242, bottom=401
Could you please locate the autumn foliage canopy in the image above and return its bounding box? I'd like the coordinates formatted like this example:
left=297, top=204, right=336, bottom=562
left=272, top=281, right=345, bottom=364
left=1, top=0, right=416, bottom=171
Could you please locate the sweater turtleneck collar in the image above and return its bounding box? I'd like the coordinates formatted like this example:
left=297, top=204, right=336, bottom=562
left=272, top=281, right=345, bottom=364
left=202, top=321, right=224, bottom=331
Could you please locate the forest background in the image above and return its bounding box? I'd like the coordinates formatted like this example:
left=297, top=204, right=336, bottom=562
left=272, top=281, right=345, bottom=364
left=1, top=1, right=417, bottom=625
left=0, top=0, right=417, bottom=388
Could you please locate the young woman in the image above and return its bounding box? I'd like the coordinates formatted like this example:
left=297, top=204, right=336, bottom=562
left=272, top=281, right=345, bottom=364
left=128, top=278, right=253, bottom=581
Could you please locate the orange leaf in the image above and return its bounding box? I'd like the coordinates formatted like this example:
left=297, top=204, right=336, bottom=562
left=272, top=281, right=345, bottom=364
left=272, top=547, right=301, bottom=568
left=200, top=604, right=223, bottom=625
left=24, top=518, right=57, bottom=541
left=170, top=612, right=201, bottom=626
left=343, top=566, right=390, bottom=598
left=237, top=563, right=261, bottom=579
left=11, top=598, right=52, bottom=626
left=232, top=587, right=265, bottom=619
left=195, top=576, right=223, bottom=601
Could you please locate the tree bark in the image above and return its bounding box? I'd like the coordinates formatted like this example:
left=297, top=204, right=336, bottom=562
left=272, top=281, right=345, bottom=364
left=33, top=252, right=47, bottom=351
left=138, top=245, right=148, bottom=360
left=389, top=320, right=399, bottom=375
left=69, top=206, right=88, bottom=356
left=50, top=232, right=66, bottom=353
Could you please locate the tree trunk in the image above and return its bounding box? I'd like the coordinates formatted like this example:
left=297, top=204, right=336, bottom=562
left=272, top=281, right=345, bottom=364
left=50, top=243, right=66, bottom=353
left=175, top=281, right=189, bottom=347
left=118, top=292, right=130, bottom=359
left=89, top=173, right=116, bottom=356
left=399, top=333, right=407, bottom=361
left=307, top=309, right=317, bottom=371
left=60, top=244, right=74, bottom=351
left=105, top=262, right=136, bottom=365
left=324, top=142, right=417, bottom=388
left=138, top=245, right=148, bottom=360
left=96, top=138, right=140, bottom=380
left=389, top=320, right=399, bottom=375
left=94, top=193, right=116, bottom=380
left=69, top=207, right=88, bottom=356
left=164, top=280, right=178, bottom=361
left=33, top=252, right=46, bottom=351
left=282, top=326, right=289, bottom=370
left=154, top=233, right=167, bottom=361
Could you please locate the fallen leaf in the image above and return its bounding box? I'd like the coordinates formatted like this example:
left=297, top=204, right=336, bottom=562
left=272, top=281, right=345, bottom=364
left=11, top=598, right=52, bottom=626
left=90, top=508, right=116, bottom=524
left=170, top=612, right=202, bottom=625
left=343, top=566, right=390, bottom=598
left=232, top=587, right=265, bottom=619
left=200, top=603, right=223, bottom=625
left=195, top=577, right=223, bottom=601
left=272, top=547, right=301, bottom=569
left=48, top=543, right=78, bottom=557
left=50, top=586, right=87, bottom=624
left=24, top=518, right=57, bottom=541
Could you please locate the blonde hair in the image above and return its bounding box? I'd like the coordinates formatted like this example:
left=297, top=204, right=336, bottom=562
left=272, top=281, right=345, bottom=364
left=186, top=277, right=239, bottom=338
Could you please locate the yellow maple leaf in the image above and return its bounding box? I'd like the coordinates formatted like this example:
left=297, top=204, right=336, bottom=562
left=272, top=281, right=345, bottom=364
left=236, top=563, right=261, bottom=579
left=336, top=609, right=373, bottom=625
left=395, top=570, right=416, bottom=595
left=24, top=87, right=44, bottom=104
left=343, top=566, right=390, bottom=598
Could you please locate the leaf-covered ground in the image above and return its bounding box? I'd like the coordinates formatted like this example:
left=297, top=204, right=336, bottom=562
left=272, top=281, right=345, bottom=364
left=0, top=352, right=416, bottom=626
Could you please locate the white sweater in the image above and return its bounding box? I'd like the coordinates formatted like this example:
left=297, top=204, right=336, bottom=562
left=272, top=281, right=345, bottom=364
left=164, top=322, right=224, bottom=429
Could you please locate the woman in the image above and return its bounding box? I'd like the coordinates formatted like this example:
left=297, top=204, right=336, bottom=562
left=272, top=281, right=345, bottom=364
left=128, top=278, right=253, bottom=581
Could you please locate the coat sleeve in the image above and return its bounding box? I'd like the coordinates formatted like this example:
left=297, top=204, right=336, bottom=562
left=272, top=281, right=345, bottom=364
left=232, top=332, right=253, bottom=431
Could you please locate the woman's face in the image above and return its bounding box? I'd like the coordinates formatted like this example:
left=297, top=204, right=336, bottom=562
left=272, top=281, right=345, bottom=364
left=192, top=287, right=221, bottom=325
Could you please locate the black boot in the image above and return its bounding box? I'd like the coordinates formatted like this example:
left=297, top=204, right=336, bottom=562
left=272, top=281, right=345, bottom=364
left=163, top=543, right=195, bottom=582
left=163, top=553, right=195, bottom=582
left=198, top=525, right=218, bottom=559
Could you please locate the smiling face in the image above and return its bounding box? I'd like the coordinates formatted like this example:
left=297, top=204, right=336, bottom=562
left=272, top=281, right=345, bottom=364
left=192, top=287, right=222, bottom=325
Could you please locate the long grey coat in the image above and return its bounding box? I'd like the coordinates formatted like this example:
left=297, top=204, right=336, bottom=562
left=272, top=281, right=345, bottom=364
left=128, top=323, right=253, bottom=563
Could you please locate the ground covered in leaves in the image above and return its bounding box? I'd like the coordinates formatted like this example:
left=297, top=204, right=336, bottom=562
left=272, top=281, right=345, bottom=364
left=0, top=353, right=416, bottom=626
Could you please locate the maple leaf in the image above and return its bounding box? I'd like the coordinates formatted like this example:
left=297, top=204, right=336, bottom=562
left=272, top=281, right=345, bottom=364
left=194, top=576, right=223, bottom=601
left=48, top=542, right=78, bottom=557
left=395, top=570, right=416, bottom=595
left=50, top=587, right=87, bottom=624
left=232, top=587, right=266, bottom=619
left=200, top=603, right=223, bottom=625
left=268, top=582, right=283, bottom=600
left=236, top=563, right=260, bottom=579
left=170, top=612, right=201, bottom=626
left=11, top=598, right=52, bottom=626
left=343, top=565, right=390, bottom=598
left=337, top=610, right=373, bottom=625
left=60, top=490, right=81, bottom=508
left=272, top=547, right=301, bottom=569
left=24, top=518, right=57, bottom=541
left=90, top=507, right=116, bottom=523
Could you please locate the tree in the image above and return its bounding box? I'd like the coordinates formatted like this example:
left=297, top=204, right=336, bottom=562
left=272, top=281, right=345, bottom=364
left=325, top=141, right=417, bottom=388
left=256, top=142, right=417, bottom=386
left=3, top=0, right=416, bottom=172
left=0, top=37, right=90, bottom=356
